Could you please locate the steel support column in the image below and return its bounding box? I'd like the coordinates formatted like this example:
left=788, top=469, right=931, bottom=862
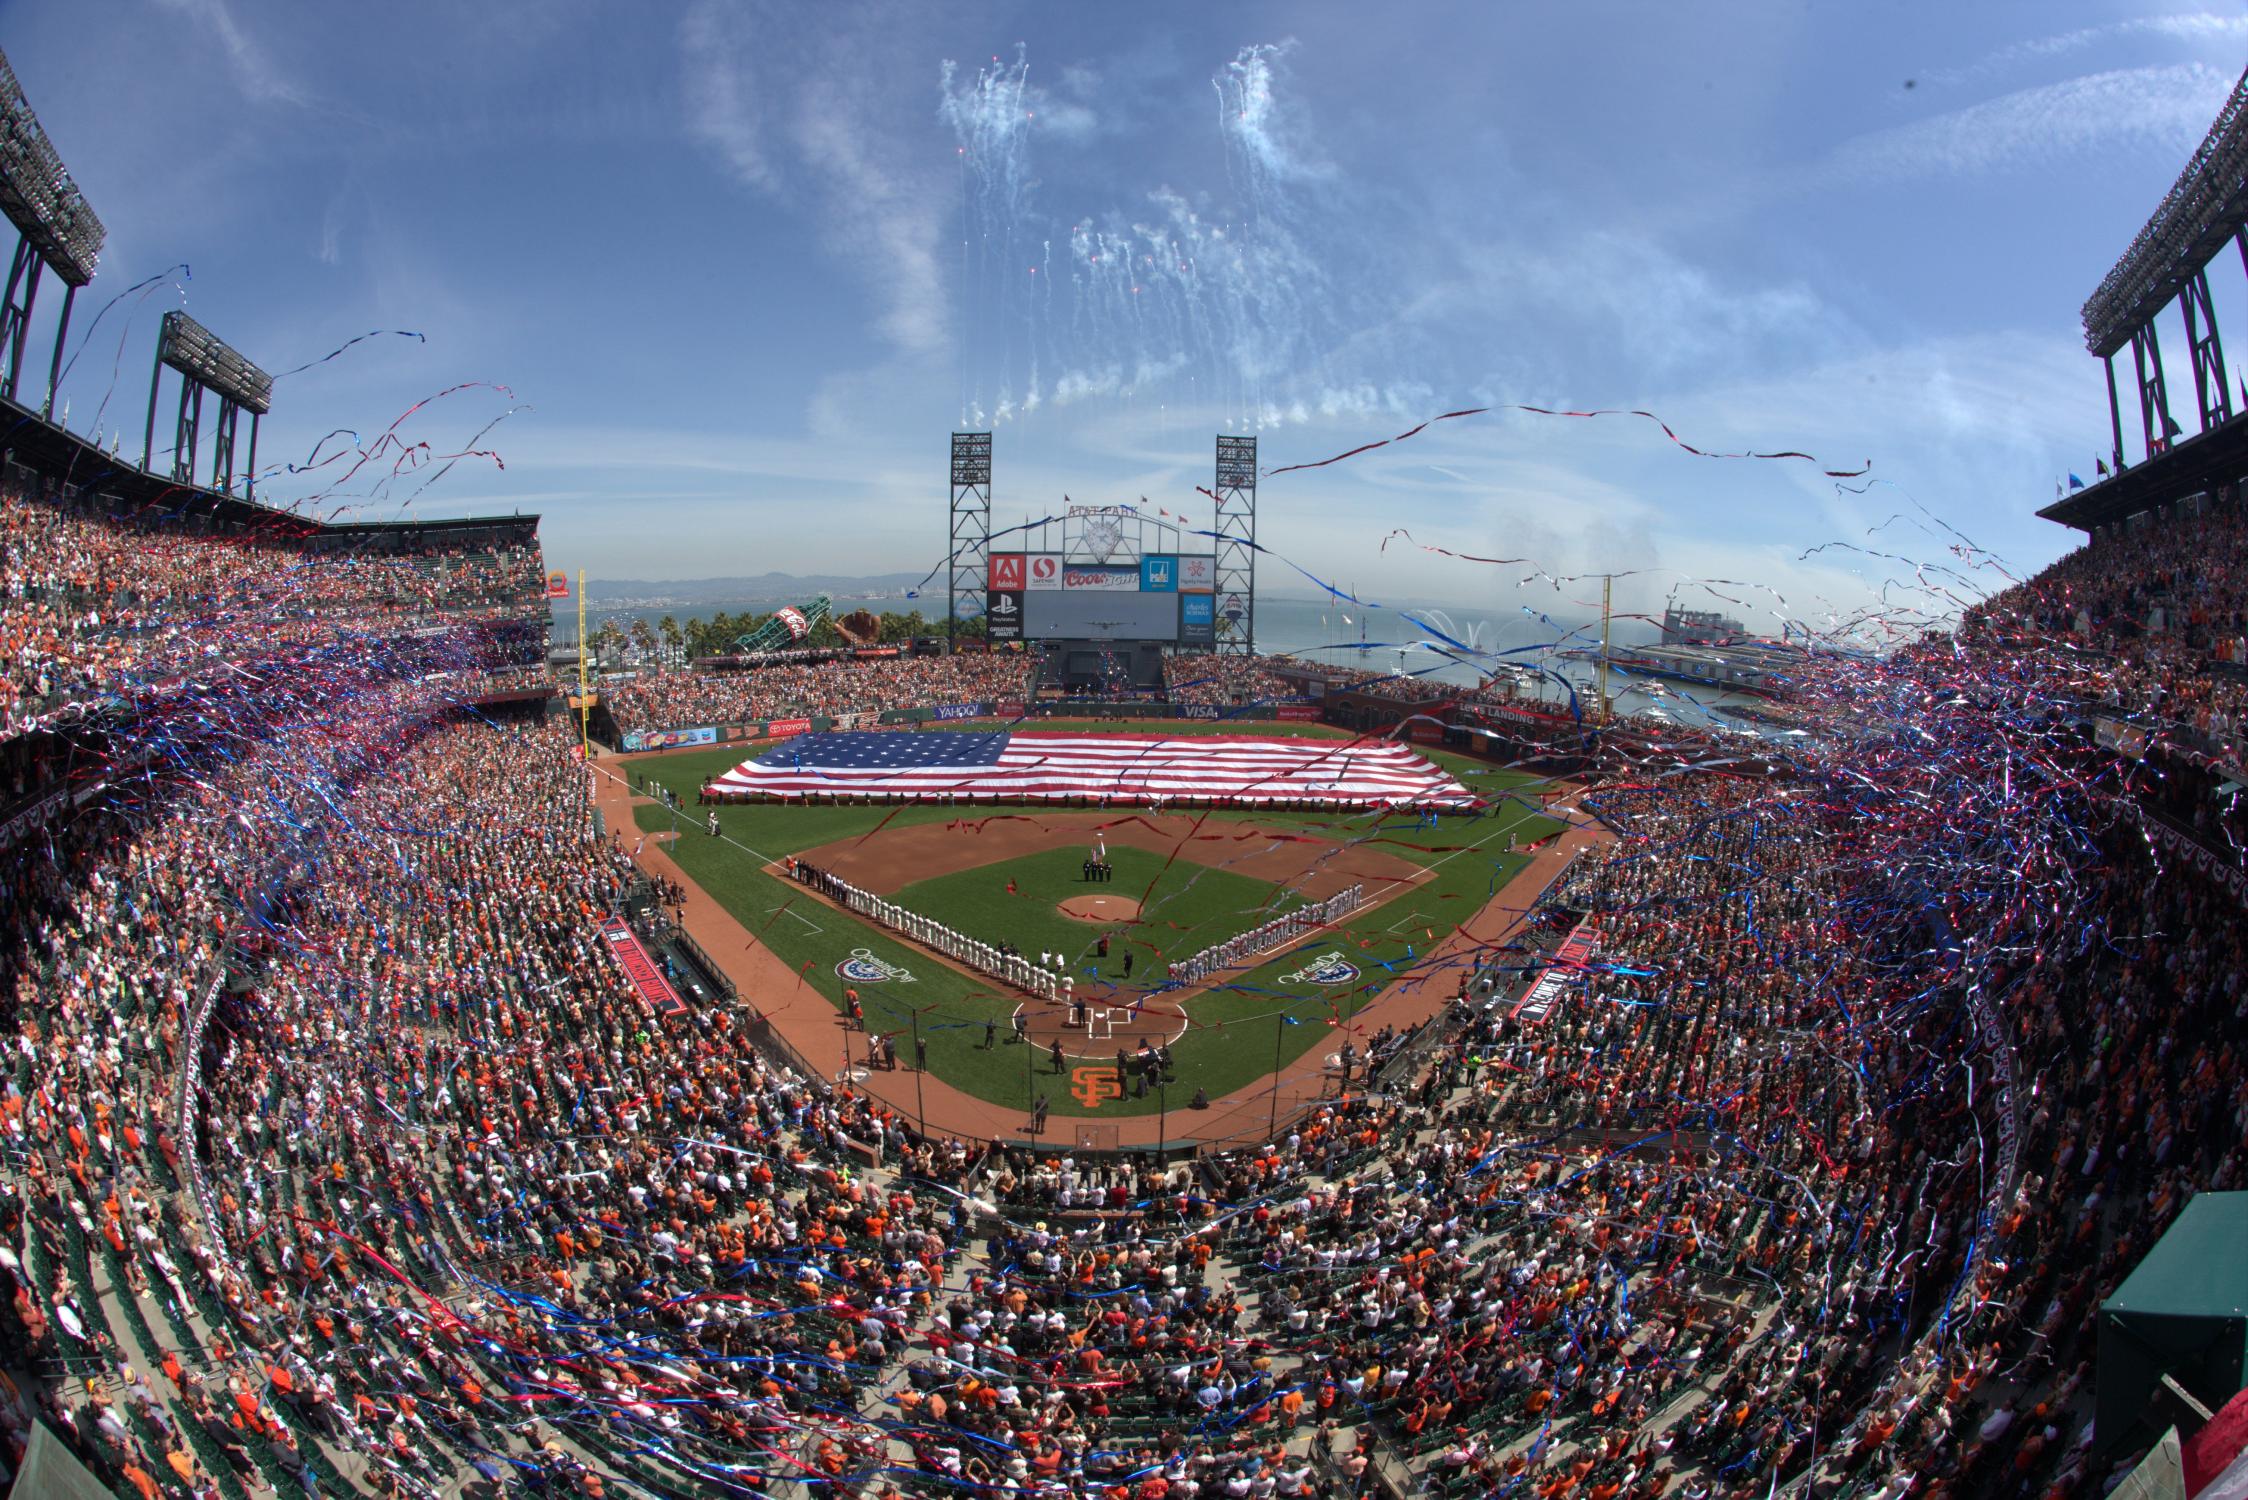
left=948, top=432, right=992, bottom=653
left=172, top=379, right=202, bottom=484
left=2180, top=269, right=2232, bottom=431
left=244, top=412, right=259, bottom=502
left=0, top=239, right=40, bottom=404
left=2131, top=321, right=2176, bottom=458
left=41, top=283, right=73, bottom=420
left=2104, top=354, right=2125, bottom=474
left=211, top=398, right=240, bottom=494
left=142, top=345, right=164, bottom=472
left=1213, top=435, right=1257, bottom=657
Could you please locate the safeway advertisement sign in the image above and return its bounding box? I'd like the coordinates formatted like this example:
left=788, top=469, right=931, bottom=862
left=1063, top=565, right=1140, bottom=592
left=1025, top=553, right=1063, bottom=591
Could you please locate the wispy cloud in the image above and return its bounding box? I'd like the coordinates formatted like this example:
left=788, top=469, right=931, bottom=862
left=1930, top=13, right=2248, bottom=87
left=678, top=1, right=946, bottom=356
left=679, top=0, right=775, bottom=191
left=317, top=190, right=346, bottom=266
left=152, top=0, right=308, bottom=108
left=1831, top=63, right=2233, bottom=180
left=788, top=82, right=948, bottom=355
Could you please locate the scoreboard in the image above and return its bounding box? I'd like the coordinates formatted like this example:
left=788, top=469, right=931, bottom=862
left=986, top=552, right=1216, bottom=644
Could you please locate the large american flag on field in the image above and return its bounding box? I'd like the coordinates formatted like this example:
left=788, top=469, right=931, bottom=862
left=709, top=730, right=1476, bottom=808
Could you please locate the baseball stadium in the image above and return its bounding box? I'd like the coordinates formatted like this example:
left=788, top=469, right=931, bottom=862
left=3, top=16, right=2248, bottom=1500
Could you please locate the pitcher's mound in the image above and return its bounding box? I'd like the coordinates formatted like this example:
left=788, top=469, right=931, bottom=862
left=1058, top=893, right=1142, bottom=923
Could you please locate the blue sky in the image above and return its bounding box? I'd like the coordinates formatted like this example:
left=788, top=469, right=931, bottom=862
left=6, top=1, right=2245, bottom=634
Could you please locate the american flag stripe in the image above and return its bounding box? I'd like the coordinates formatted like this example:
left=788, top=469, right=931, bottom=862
left=709, top=731, right=1475, bottom=808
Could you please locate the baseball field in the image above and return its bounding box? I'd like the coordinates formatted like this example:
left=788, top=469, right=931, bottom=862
left=624, top=719, right=1564, bottom=1118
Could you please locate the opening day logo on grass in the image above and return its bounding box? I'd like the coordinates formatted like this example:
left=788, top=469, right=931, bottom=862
left=837, top=949, right=917, bottom=984
left=1279, top=951, right=1361, bottom=986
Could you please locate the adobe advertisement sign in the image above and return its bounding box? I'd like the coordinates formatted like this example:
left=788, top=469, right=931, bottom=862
left=988, top=553, right=1026, bottom=590
left=986, top=589, right=1024, bottom=640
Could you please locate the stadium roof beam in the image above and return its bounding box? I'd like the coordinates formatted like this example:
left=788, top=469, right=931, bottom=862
left=0, top=46, right=106, bottom=416
left=144, top=311, right=271, bottom=499
left=2082, top=68, right=2248, bottom=360
left=2064, top=66, right=2248, bottom=511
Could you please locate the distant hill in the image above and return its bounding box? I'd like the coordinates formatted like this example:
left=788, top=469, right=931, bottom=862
left=581, top=573, right=927, bottom=610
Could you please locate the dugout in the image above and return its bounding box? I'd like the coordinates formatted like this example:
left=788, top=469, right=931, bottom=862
left=2097, top=1192, right=2248, bottom=1458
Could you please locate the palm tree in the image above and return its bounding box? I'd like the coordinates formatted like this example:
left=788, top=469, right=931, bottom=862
left=590, top=617, right=626, bottom=667
left=629, top=617, right=656, bottom=665
left=658, top=615, right=682, bottom=668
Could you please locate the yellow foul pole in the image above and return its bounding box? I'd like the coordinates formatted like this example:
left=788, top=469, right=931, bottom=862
left=1597, top=574, right=1612, bottom=722
left=577, top=567, right=590, bottom=758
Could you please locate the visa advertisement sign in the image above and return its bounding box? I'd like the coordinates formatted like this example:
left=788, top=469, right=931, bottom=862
left=1140, top=554, right=1178, bottom=592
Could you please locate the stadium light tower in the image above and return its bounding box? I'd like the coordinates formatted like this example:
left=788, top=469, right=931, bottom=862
left=143, top=310, right=272, bottom=497
left=0, top=47, right=106, bottom=416
left=1213, top=435, right=1257, bottom=656
left=948, top=432, right=992, bottom=652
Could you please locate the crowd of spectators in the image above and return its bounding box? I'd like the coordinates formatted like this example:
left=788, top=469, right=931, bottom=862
left=601, top=653, right=1032, bottom=736
left=1161, top=654, right=1307, bottom=707
left=601, top=649, right=1327, bottom=737
left=2, top=483, right=546, bottom=738
left=3, top=487, right=2248, bottom=1499
left=1971, top=500, right=2248, bottom=763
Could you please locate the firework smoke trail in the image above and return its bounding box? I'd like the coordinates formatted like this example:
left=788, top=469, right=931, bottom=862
left=941, top=47, right=1039, bottom=427
left=943, top=42, right=1410, bottom=432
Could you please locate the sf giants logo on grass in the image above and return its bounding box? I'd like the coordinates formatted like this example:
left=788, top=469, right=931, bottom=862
left=837, top=949, right=917, bottom=984
left=1280, top=950, right=1360, bottom=987
left=1070, top=1065, right=1121, bottom=1109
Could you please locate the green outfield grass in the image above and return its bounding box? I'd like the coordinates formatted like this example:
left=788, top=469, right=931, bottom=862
left=621, top=720, right=1564, bottom=1119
